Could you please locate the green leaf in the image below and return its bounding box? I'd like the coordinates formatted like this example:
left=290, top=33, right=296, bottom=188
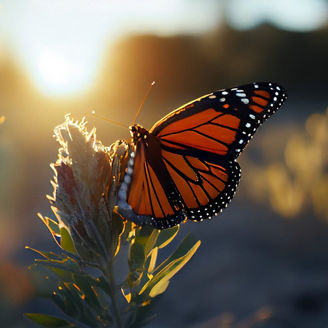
left=136, top=251, right=153, bottom=292
left=121, top=287, right=132, bottom=304
left=36, top=258, right=80, bottom=274
left=25, top=313, right=74, bottom=327
left=110, top=212, right=125, bottom=257
left=38, top=214, right=61, bottom=235
left=94, top=276, right=111, bottom=296
left=139, top=239, right=201, bottom=298
left=153, top=233, right=198, bottom=274
left=144, top=229, right=160, bottom=257
left=147, top=247, right=158, bottom=274
left=126, top=226, right=156, bottom=288
left=60, top=227, right=77, bottom=254
left=26, top=246, right=65, bottom=261
left=135, top=225, right=155, bottom=247
left=154, top=226, right=179, bottom=249
left=73, top=274, right=102, bottom=310
left=53, top=282, right=99, bottom=325
left=33, top=252, right=81, bottom=281
left=149, top=279, right=170, bottom=298
left=52, top=286, right=83, bottom=319
left=127, top=242, right=145, bottom=287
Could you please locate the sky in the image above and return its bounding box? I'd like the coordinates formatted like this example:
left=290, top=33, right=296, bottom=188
left=225, top=0, right=327, bottom=31
left=0, top=0, right=327, bottom=97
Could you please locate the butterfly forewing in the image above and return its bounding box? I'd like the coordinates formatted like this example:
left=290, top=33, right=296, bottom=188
left=150, top=82, right=287, bottom=161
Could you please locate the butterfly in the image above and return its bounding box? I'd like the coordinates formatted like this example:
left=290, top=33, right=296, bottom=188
left=116, top=82, right=287, bottom=229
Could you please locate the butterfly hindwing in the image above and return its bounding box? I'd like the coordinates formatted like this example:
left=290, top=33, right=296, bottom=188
left=160, top=150, right=241, bottom=222
left=117, top=144, right=241, bottom=229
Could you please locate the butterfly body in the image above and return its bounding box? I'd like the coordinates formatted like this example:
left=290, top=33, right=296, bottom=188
left=129, top=124, right=186, bottom=214
left=117, top=82, right=287, bottom=229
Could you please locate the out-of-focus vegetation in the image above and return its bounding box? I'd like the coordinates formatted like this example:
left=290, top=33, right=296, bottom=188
left=193, top=306, right=273, bottom=328
left=242, top=107, right=328, bottom=219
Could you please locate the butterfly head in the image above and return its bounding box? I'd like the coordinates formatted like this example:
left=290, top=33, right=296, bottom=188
left=129, top=124, right=149, bottom=145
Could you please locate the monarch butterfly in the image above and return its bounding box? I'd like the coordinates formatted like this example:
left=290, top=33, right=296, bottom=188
left=117, top=82, right=287, bottom=229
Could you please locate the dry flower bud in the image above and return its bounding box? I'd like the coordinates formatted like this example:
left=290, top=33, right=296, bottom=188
left=49, top=116, right=130, bottom=264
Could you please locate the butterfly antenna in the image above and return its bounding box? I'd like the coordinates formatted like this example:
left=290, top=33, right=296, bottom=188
left=133, top=81, right=155, bottom=125
left=92, top=111, right=129, bottom=129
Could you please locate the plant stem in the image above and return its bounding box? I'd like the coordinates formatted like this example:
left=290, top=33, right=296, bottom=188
left=107, top=260, right=123, bottom=328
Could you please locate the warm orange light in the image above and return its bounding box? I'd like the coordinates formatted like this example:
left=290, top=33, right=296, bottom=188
left=0, top=1, right=221, bottom=98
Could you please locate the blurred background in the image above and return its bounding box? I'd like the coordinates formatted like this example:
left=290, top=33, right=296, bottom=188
left=0, top=0, right=328, bottom=327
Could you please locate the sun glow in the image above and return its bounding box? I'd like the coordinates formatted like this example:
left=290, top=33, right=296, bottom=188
left=0, top=0, right=221, bottom=98
left=1, top=0, right=326, bottom=97
left=35, top=49, right=93, bottom=96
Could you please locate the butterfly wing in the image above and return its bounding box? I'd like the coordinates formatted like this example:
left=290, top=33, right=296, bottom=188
left=150, top=82, right=287, bottom=161
left=117, top=82, right=287, bottom=229
left=117, top=142, right=240, bottom=229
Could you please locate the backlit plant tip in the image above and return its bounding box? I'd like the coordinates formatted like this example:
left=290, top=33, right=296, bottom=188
left=26, top=116, right=200, bottom=328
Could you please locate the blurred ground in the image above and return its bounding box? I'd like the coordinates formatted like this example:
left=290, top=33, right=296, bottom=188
left=0, top=15, right=328, bottom=328
left=153, top=205, right=328, bottom=328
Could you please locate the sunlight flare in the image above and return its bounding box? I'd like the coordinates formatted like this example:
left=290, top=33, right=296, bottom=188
left=35, top=49, right=92, bottom=96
